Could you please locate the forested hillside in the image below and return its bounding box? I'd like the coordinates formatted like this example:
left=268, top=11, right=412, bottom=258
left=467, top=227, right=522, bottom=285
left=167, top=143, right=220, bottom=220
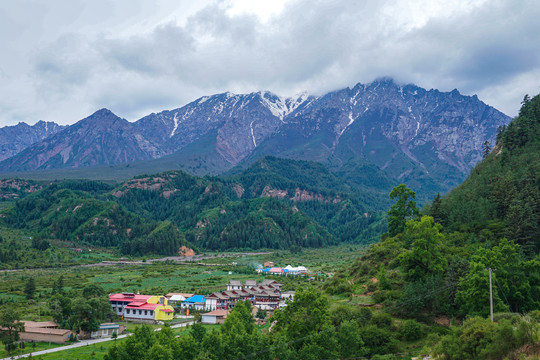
left=324, top=93, right=540, bottom=359
left=0, top=180, right=192, bottom=257
left=109, top=158, right=379, bottom=250
left=1, top=157, right=382, bottom=256
left=432, top=94, right=540, bottom=255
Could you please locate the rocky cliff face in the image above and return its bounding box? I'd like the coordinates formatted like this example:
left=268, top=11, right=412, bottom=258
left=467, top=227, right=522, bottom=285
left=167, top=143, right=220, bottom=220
left=0, top=120, right=66, bottom=161
left=0, top=79, right=510, bottom=197
left=246, top=78, right=510, bottom=194
left=134, top=91, right=313, bottom=164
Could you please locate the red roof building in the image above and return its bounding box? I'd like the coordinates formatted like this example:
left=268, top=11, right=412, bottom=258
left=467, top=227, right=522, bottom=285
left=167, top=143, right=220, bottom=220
left=109, top=293, right=174, bottom=322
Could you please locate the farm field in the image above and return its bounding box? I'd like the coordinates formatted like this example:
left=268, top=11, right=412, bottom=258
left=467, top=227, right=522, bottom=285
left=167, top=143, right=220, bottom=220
left=0, top=245, right=368, bottom=359
left=0, top=245, right=367, bottom=320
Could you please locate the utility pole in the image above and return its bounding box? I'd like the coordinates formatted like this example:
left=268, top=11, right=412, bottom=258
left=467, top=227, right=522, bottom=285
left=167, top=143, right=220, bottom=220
left=488, top=268, right=494, bottom=322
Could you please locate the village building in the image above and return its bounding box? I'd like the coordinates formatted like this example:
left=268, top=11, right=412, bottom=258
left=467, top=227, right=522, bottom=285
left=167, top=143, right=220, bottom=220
left=205, top=292, right=230, bottom=311
left=90, top=323, right=126, bottom=339
left=201, top=310, right=229, bottom=324
left=18, top=321, right=72, bottom=344
left=284, top=265, right=308, bottom=274
left=257, top=265, right=308, bottom=275
left=226, top=280, right=242, bottom=291
left=109, top=293, right=174, bottom=322
left=205, top=279, right=283, bottom=311
left=110, top=293, right=152, bottom=316
left=260, top=279, right=283, bottom=292
left=166, top=293, right=194, bottom=304
left=245, top=280, right=257, bottom=288
left=181, top=295, right=206, bottom=310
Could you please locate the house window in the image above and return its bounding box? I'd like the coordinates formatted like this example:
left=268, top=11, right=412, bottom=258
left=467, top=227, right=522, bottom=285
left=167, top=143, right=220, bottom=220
left=126, top=309, right=130, bottom=314
left=139, top=310, right=142, bottom=315
left=144, top=311, right=148, bottom=316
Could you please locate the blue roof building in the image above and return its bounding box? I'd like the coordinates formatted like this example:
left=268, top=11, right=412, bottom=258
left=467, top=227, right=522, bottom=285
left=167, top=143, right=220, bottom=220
left=181, top=295, right=206, bottom=310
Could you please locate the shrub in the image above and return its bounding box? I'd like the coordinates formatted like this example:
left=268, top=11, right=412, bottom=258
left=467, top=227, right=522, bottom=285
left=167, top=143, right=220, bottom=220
left=400, top=319, right=423, bottom=341
left=371, top=312, right=392, bottom=329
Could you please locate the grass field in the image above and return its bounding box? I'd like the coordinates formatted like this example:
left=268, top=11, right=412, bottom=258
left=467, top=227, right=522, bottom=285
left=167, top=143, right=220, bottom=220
left=0, top=245, right=365, bottom=298
left=30, top=324, right=226, bottom=359
left=34, top=340, right=116, bottom=360
left=0, top=341, right=65, bottom=359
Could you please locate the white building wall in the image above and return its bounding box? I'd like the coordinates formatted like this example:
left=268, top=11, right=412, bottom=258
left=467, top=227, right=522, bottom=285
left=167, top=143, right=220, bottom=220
left=201, top=315, right=217, bottom=324
left=205, top=299, right=217, bottom=311
left=181, top=303, right=205, bottom=310
left=123, top=308, right=155, bottom=321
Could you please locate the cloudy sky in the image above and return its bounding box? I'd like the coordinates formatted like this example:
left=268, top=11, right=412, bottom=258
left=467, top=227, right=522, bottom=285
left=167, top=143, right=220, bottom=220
left=1, top=0, right=539, bottom=126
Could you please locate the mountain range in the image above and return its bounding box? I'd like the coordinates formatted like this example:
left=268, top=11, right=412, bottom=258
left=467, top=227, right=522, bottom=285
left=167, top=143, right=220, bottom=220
left=0, top=78, right=510, bottom=199
left=0, top=120, right=66, bottom=162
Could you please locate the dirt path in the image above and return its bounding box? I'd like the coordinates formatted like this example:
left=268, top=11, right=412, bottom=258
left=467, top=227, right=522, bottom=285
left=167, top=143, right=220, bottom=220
left=0, top=251, right=272, bottom=273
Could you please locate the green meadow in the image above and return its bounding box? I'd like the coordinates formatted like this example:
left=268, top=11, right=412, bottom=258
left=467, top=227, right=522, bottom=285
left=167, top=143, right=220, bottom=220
left=0, top=245, right=366, bottom=322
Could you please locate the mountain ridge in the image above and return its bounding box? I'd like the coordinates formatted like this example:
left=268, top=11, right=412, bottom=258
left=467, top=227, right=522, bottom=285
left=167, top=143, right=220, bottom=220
left=0, top=79, right=511, bottom=200
left=0, top=120, right=66, bottom=162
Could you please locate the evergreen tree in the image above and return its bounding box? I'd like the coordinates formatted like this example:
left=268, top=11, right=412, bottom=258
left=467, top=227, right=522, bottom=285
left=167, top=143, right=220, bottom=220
left=482, top=140, right=491, bottom=159
left=387, top=184, right=419, bottom=237
left=429, top=192, right=444, bottom=225
left=24, top=277, right=36, bottom=300
left=52, top=275, right=64, bottom=295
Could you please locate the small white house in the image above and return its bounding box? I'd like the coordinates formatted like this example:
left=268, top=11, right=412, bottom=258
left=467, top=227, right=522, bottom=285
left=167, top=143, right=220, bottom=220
left=166, top=293, right=194, bottom=304
left=90, top=323, right=125, bottom=338
left=227, top=280, right=242, bottom=291
left=201, top=310, right=228, bottom=324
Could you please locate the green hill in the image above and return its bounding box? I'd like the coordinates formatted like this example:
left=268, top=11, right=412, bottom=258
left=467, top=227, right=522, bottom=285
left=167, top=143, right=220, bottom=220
left=1, top=180, right=192, bottom=256
left=109, top=164, right=343, bottom=250
left=326, top=93, right=540, bottom=320
left=431, top=94, right=540, bottom=255
left=0, top=156, right=391, bottom=255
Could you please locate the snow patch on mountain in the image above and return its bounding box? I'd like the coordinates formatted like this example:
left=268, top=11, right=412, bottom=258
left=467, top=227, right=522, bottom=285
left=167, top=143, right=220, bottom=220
left=250, top=120, right=257, bottom=147
left=340, top=111, right=356, bottom=136
left=260, top=91, right=310, bottom=121
left=170, top=112, right=179, bottom=138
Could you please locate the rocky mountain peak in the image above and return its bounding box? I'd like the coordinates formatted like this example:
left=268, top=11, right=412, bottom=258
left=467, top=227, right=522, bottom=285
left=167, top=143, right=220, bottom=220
left=69, top=108, right=132, bottom=134
left=0, top=119, right=66, bottom=162
left=0, top=79, right=511, bottom=200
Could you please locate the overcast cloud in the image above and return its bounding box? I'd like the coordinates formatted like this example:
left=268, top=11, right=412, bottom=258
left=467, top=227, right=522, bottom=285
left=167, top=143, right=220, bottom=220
left=1, top=0, right=539, bottom=126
